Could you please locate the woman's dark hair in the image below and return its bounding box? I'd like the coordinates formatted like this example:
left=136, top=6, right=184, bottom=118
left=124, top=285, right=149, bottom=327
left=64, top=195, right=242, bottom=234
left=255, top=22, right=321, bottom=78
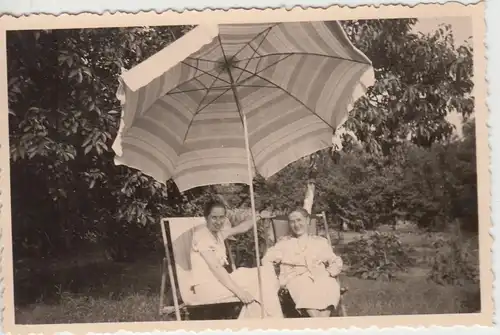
left=203, top=198, right=227, bottom=218
left=289, top=207, right=310, bottom=218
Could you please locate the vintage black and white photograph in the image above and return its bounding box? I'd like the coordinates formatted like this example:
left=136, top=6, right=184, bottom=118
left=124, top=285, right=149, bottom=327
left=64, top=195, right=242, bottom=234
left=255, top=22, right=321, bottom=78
left=0, top=2, right=492, bottom=333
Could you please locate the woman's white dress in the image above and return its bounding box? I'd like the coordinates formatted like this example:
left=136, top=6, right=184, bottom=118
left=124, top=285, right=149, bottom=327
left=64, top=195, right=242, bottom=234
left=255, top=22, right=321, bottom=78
left=262, top=235, right=343, bottom=310
left=189, top=224, right=283, bottom=319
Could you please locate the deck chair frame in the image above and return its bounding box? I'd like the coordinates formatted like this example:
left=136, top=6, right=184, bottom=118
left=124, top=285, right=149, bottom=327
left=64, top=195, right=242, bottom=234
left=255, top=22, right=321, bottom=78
left=159, top=218, right=240, bottom=320
left=268, top=211, right=348, bottom=317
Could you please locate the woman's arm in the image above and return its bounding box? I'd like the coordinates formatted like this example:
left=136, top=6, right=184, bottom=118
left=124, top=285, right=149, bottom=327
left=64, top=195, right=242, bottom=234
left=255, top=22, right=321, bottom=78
left=302, top=181, right=315, bottom=214
left=199, top=250, right=254, bottom=303
left=222, top=209, right=273, bottom=240
left=326, top=253, right=343, bottom=277
left=214, top=195, right=272, bottom=239
left=322, top=241, right=343, bottom=277
left=262, top=240, right=284, bottom=266
left=222, top=211, right=255, bottom=239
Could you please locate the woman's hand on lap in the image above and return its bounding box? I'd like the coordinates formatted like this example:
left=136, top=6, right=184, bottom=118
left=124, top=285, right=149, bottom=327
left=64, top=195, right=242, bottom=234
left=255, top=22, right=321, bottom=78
left=236, top=289, right=256, bottom=304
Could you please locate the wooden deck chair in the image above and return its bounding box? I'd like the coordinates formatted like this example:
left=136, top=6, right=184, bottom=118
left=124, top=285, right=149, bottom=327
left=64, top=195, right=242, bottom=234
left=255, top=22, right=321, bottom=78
left=268, top=211, right=348, bottom=317
left=159, top=217, right=241, bottom=320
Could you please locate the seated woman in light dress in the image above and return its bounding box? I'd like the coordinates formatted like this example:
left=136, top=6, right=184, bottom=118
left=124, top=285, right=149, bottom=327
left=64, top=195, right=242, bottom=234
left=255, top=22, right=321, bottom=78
left=262, top=207, right=343, bottom=317
left=189, top=198, right=284, bottom=319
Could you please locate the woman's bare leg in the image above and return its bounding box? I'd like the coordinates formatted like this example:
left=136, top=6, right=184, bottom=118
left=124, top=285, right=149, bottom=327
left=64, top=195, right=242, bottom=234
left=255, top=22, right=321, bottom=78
left=318, top=308, right=332, bottom=317
left=304, top=309, right=321, bottom=317
left=304, top=308, right=332, bottom=317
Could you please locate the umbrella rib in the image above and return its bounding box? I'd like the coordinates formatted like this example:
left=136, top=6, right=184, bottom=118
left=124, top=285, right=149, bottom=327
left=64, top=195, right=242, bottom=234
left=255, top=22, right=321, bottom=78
left=167, top=88, right=208, bottom=95
left=172, top=84, right=276, bottom=91
left=194, top=87, right=232, bottom=116
left=196, top=85, right=274, bottom=90
left=236, top=52, right=371, bottom=66
left=231, top=64, right=337, bottom=132
left=230, top=24, right=278, bottom=61
left=162, top=70, right=219, bottom=98
left=181, top=68, right=229, bottom=144
left=193, top=77, right=208, bottom=89
left=186, top=56, right=219, bottom=63
left=247, top=43, right=260, bottom=55
left=236, top=54, right=293, bottom=86
left=184, top=23, right=277, bottom=65
left=217, top=35, right=260, bottom=176
left=181, top=60, right=231, bottom=84
left=233, top=84, right=276, bottom=89
left=184, top=24, right=278, bottom=86
left=234, top=26, right=274, bottom=83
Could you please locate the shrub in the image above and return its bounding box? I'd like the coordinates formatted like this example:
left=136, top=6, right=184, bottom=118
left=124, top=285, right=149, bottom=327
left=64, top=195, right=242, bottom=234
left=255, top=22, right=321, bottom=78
left=428, top=228, right=479, bottom=286
left=341, top=232, right=415, bottom=280
left=232, top=220, right=273, bottom=268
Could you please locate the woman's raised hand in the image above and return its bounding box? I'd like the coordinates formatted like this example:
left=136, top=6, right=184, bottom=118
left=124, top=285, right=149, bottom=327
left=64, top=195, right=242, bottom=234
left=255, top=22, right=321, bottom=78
left=259, top=210, right=275, bottom=220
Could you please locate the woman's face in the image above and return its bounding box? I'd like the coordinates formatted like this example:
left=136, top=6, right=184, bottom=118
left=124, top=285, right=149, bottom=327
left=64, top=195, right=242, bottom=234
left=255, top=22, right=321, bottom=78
left=288, top=211, right=309, bottom=236
left=206, top=206, right=226, bottom=233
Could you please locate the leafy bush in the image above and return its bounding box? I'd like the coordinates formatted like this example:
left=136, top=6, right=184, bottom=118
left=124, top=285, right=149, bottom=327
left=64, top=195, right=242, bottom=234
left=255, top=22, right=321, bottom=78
left=428, top=228, right=479, bottom=286
left=232, top=219, right=273, bottom=268
left=341, top=232, right=415, bottom=280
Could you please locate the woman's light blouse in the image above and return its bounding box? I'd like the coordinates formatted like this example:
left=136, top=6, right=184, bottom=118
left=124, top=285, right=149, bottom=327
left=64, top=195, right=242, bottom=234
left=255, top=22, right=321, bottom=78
left=262, top=235, right=343, bottom=286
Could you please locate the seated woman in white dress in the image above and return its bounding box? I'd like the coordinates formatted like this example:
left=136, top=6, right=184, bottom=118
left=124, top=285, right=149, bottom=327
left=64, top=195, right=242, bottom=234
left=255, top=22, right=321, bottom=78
left=262, top=207, right=343, bottom=317
left=189, top=198, right=284, bottom=319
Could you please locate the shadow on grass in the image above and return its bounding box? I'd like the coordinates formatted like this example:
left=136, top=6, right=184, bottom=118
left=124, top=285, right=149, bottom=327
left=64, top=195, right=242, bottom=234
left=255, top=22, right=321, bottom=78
left=14, top=257, right=162, bottom=307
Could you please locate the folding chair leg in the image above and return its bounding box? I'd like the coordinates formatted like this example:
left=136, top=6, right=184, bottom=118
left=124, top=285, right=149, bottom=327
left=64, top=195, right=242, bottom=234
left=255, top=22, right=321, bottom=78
left=337, top=298, right=347, bottom=317
left=159, top=257, right=168, bottom=316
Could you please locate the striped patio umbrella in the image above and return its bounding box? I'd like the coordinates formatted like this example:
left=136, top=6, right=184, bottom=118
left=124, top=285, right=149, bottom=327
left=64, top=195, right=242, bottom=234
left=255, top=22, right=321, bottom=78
left=112, top=21, right=374, bottom=318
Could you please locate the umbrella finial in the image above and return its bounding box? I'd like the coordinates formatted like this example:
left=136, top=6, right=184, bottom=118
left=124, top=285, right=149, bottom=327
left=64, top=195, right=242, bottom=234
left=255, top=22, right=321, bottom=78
left=218, top=56, right=238, bottom=73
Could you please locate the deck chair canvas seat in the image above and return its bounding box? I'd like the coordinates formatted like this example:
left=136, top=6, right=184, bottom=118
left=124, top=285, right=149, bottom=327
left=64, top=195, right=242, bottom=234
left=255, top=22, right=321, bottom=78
left=159, top=217, right=241, bottom=320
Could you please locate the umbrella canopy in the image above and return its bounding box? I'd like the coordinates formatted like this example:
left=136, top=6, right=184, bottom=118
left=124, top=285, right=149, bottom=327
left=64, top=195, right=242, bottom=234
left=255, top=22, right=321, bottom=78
left=112, top=21, right=375, bottom=192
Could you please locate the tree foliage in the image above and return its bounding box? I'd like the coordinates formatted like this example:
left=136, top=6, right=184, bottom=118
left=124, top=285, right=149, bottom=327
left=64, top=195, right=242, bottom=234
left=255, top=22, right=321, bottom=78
left=262, top=119, right=476, bottom=233
left=340, top=19, right=474, bottom=154
left=8, top=26, right=195, bottom=259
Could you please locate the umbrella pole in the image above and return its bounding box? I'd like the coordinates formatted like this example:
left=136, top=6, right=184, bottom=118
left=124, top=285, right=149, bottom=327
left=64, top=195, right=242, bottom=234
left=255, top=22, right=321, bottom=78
left=228, top=76, right=266, bottom=319
left=242, top=113, right=266, bottom=319
left=243, top=115, right=265, bottom=318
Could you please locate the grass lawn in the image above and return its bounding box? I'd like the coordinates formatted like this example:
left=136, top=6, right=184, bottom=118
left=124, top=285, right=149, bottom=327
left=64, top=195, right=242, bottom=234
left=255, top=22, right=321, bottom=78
left=14, top=227, right=480, bottom=324
left=14, top=273, right=479, bottom=324
left=341, top=276, right=479, bottom=316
